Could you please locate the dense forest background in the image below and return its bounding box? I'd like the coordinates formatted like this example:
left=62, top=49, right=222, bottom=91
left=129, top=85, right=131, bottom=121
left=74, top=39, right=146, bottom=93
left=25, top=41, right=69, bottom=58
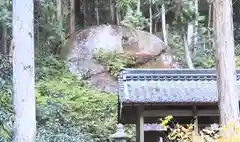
left=1, top=0, right=240, bottom=141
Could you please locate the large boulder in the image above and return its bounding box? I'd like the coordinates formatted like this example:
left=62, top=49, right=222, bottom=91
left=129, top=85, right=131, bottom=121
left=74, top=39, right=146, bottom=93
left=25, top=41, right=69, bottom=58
left=64, top=24, right=168, bottom=93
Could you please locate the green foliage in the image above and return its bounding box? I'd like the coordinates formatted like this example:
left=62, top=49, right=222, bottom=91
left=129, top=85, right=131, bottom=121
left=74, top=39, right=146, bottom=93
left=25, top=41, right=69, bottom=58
left=36, top=71, right=117, bottom=142
left=235, top=56, right=240, bottom=67
left=35, top=0, right=69, bottom=56
left=167, top=31, right=185, bottom=59
left=0, top=54, right=118, bottom=142
left=93, top=48, right=134, bottom=77
left=0, top=0, right=11, bottom=27
left=121, top=7, right=149, bottom=30
left=234, top=23, right=240, bottom=46
left=118, top=0, right=136, bottom=9
left=191, top=36, right=215, bottom=68
left=161, top=116, right=240, bottom=142
left=193, top=55, right=215, bottom=68
left=167, top=28, right=216, bottom=68
left=172, top=0, right=202, bottom=30
left=0, top=55, right=12, bottom=142
left=35, top=55, right=67, bottom=80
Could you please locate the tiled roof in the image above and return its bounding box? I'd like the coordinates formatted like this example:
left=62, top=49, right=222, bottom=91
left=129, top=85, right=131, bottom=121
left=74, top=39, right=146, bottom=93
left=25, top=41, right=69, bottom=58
left=118, top=68, right=240, bottom=103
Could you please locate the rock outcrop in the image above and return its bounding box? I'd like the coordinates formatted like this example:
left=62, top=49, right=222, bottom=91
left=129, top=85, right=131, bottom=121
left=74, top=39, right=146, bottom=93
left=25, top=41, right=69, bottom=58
left=64, top=24, right=172, bottom=93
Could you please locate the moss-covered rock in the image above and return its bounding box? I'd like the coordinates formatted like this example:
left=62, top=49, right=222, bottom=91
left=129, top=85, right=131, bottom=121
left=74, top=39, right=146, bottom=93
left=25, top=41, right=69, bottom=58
left=65, top=24, right=167, bottom=93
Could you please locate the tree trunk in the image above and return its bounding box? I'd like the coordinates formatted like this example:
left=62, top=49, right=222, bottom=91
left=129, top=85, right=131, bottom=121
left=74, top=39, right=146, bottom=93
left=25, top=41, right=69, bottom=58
left=34, top=0, right=41, bottom=49
left=213, top=0, right=240, bottom=131
left=149, top=0, right=152, bottom=34
left=154, top=21, right=157, bottom=33
left=95, top=0, right=99, bottom=25
left=137, top=0, right=141, bottom=13
left=193, top=0, right=198, bottom=52
left=56, top=0, right=64, bottom=54
left=208, top=3, right=212, bottom=43
left=89, top=0, right=95, bottom=24
left=12, top=0, right=36, bottom=141
left=1, top=23, right=8, bottom=54
left=57, top=0, right=63, bottom=26
left=9, top=39, right=14, bottom=57
left=70, top=0, right=75, bottom=36
left=183, top=29, right=194, bottom=69
left=109, top=0, right=115, bottom=23
left=116, top=0, right=121, bottom=25
left=187, top=23, right=194, bottom=49
left=83, top=0, right=87, bottom=26
left=161, top=4, right=167, bottom=45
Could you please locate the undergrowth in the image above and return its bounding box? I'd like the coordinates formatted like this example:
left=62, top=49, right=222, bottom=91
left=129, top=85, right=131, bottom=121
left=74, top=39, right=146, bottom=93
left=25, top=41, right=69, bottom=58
left=0, top=54, right=120, bottom=142
left=161, top=116, right=240, bottom=142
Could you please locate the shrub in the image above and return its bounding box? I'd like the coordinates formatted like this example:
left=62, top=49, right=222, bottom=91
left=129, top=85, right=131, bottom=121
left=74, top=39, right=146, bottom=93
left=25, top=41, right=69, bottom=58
left=161, top=116, right=240, bottom=142
left=0, top=54, right=118, bottom=142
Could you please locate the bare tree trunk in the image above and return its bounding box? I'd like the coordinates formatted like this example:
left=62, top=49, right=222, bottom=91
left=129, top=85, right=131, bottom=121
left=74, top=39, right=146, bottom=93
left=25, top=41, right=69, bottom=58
left=89, top=1, right=95, bottom=24
left=203, top=36, right=206, bottom=50
left=187, top=23, right=194, bottom=49
left=137, top=0, right=141, bottom=13
left=56, top=0, right=64, bottom=54
left=183, top=29, right=194, bottom=69
left=193, top=0, right=198, bottom=52
left=213, top=0, right=240, bottom=132
left=70, top=0, right=76, bottom=56
left=116, top=0, right=121, bottom=25
left=57, top=0, right=63, bottom=26
left=154, top=21, right=157, bottom=33
left=83, top=0, right=87, bottom=26
left=9, top=39, right=14, bottom=57
left=109, top=0, right=115, bottom=23
left=1, top=23, right=8, bottom=54
left=161, top=4, right=167, bottom=45
left=149, top=0, right=152, bottom=34
left=208, top=2, right=212, bottom=42
left=95, top=0, right=99, bottom=25
left=12, top=0, right=36, bottom=141
left=70, top=0, right=75, bottom=36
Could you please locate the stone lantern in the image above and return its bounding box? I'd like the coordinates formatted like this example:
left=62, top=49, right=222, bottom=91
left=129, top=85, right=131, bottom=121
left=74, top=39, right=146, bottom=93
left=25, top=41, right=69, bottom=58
left=110, top=123, right=129, bottom=142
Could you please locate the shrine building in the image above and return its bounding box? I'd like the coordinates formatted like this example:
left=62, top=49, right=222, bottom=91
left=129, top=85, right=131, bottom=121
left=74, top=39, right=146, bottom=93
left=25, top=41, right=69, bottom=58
left=117, top=68, right=240, bottom=142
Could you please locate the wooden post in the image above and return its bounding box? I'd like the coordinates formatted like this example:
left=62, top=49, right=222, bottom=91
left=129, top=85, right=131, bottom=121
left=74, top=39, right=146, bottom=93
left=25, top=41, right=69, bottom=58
left=136, top=105, right=144, bottom=142
left=192, top=105, right=198, bottom=134
left=192, top=105, right=199, bottom=141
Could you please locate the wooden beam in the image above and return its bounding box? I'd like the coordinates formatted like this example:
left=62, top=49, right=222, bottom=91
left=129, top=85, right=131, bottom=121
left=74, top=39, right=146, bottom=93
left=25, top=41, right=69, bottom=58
left=193, top=105, right=198, bottom=134
left=142, top=109, right=219, bottom=117
left=136, top=105, right=144, bottom=142
left=122, top=103, right=218, bottom=107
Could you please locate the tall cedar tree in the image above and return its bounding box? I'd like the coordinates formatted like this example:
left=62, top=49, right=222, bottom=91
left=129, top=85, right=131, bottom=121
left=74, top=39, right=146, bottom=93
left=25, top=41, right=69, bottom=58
left=213, top=0, right=240, bottom=132
left=12, top=0, right=36, bottom=141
